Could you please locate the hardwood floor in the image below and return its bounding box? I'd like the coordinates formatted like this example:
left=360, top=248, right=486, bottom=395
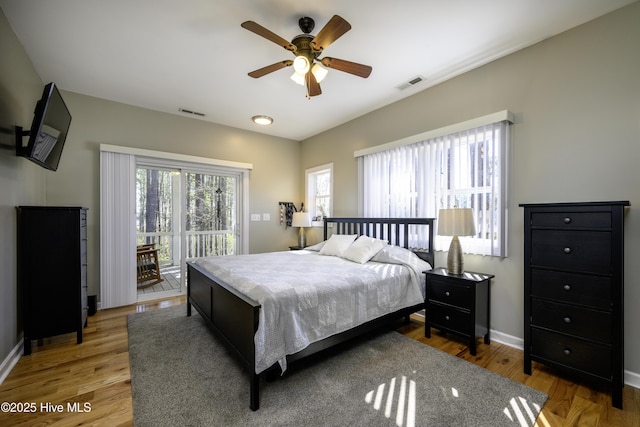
left=398, top=319, right=640, bottom=427
left=0, top=296, right=638, bottom=426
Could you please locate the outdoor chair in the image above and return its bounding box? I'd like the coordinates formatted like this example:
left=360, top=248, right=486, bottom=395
left=136, top=244, right=163, bottom=288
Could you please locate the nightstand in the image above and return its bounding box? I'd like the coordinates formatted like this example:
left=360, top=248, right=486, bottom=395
left=424, top=267, right=493, bottom=355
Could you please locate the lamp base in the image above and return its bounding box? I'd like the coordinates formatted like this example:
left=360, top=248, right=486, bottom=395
left=298, top=227, right=306, bottom=248
left=447, top=235, right=464, bottom=275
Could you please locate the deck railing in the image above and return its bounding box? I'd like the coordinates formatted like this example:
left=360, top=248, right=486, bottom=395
left=185, top=230, right=235, bottom=258
left=137, top=230, right=234, bottom=266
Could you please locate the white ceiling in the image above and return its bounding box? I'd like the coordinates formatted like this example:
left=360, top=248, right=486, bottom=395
left=2, top=0, right=636, bottom=141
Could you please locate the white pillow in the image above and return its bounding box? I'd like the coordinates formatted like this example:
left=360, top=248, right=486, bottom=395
left=342, top=235, right=387, bottom=264
left=318, top=234, right=357, bottom=257
left=304, top=241, right=325, bottom=251
left=371, top=245, right=432, bottom=272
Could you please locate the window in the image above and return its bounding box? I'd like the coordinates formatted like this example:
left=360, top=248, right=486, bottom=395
left=357, top=112, right=511, bottom=257
left=305, top=163, right=333, bottom=226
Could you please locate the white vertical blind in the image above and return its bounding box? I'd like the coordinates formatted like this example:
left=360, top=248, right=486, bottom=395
left=360, top=118, right=510, bottom=257
left=100, top=151, right=137, bottom=308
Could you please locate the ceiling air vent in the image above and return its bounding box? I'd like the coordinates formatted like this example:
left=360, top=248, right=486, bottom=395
left=179, top=108, right=206, bottom=117
left=397, top=76, right=426, bottom=90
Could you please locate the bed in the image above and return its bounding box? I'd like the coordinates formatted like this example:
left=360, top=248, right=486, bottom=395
left=186, top=217, right=435, bottom=410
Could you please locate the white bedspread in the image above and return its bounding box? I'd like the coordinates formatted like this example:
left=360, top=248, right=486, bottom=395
left=193, top=248, right=430, bottom=374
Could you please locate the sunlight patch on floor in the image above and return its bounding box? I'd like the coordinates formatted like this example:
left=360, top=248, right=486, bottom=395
left=365, top=374, right=416, bottom=427
left=503, top=396, right=542, bottom=426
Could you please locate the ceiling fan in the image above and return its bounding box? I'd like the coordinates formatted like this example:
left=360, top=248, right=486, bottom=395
left=241, top=15, right=372, bottom=98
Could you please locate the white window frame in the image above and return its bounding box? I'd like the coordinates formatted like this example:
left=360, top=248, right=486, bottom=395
left=305, top=163, right=333, bottom=227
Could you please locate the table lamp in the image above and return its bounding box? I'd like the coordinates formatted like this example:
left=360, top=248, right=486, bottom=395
left=437, top=208, right=476, bottom=275
left=291, top=212, right=312, bottom=248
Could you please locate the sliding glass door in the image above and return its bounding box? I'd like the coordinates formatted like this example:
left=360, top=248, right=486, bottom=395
left=135, top=164, right=240, bottom=299
left=184, top=171, right=237, bottom=259
left=136, top=167, right=180, bottom=296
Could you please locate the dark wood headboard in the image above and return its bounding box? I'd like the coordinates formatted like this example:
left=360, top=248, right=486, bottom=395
left=323, top=217, right=435, bottom=267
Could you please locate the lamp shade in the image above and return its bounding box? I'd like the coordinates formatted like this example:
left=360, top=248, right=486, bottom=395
left=437, top=208, right=476, bottom=237
left=290, top=70, right=306, bottom=86
left=293, top=56, right=310, bottom=74
left=311, top=63, right=328, bottom=83
left=291, top=212, right=312, bottom=228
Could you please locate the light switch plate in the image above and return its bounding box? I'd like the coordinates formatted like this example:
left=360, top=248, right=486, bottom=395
left=262, top=213, right=270, bottom=221
left=250, top=214, right=261, bottom=221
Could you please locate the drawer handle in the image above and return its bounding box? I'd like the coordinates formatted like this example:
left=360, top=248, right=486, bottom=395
left=563, top=317, right=572, bottom=324
left=445, top=291, right=451, bottom=297
left=563, top=284, right=572, bottom=292
left=563, top=217, right=572, bottom=224
left=563, top=247, right=572, bottom=254
left=445, top=315, right=450, bottom=321
left=563, top=349, right=572, bottom=356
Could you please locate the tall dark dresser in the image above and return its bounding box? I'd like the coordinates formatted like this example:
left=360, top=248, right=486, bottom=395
left=17, top=206, right=89, bottom=355
left=520, top=201, right=629, bottom=409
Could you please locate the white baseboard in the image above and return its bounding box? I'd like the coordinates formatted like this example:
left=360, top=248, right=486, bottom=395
left=489, top=328, right=640, bottom=389
left=490, top=328, right=524, bottom=351
left=624, top=368, right=640, bottom=390
left=0, top=338, right=23, bottom=386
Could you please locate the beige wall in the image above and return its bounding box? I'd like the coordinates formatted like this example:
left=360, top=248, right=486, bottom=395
left=0, top=8, right=49, bottom=366
left=300, top=3, right=640, bottom=376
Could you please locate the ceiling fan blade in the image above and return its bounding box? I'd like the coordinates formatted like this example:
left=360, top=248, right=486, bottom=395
left=310, top=15, right=351, bottom=51
left=320, top=57, right=372, bottom=78
left=248, top=60, right=293, bottom=78
left=306, top=72, right=322, bottom=97
left=241, top=21, right=296, bottom=52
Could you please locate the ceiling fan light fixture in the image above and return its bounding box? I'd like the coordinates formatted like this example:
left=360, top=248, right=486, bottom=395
left=242, top=15, right=372, bottom=97
left=293, top=55, right=310, bottom=74
left=252, top=115, right=273, bottom=125
left=290, top=71, right=306, bottom=86
left=311, top=63, right=328, bottom=83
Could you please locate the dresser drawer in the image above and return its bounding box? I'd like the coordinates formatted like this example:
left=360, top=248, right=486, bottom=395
left=427, top=278, right=472, bottom=308
left=531, top=230, right=611, bottom=273
left=531, top=328, right=611, bottom=379
left=530, top=211, right=611, bottom=229
left=427, top=303, right=470, bottom=336
left=531, top=269, right=611, bottom=310
left=531, top=299, right=611, bottom=344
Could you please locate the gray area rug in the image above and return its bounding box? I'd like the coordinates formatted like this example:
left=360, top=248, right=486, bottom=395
left=128, top=305, right=547, bottom=426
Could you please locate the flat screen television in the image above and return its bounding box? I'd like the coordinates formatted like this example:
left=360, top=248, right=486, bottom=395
left=15, top=82, right=72, bottom=171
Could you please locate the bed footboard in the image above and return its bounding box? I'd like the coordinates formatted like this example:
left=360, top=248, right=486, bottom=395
left=187, top=262, right=262, bottom=410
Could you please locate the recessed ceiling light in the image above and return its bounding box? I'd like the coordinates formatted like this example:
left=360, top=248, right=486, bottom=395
left=252, top=115, right=273, bottom=125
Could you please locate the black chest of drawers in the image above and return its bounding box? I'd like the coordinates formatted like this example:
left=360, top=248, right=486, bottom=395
left=17, top=206, right=89, bottom=355
left=520, top=201, right=629, bottom=409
